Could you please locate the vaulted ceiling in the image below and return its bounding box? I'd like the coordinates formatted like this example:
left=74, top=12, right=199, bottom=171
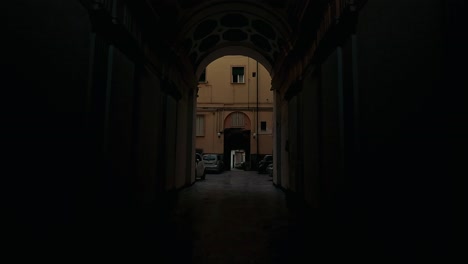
left=147, top=0, right=315, bottom=77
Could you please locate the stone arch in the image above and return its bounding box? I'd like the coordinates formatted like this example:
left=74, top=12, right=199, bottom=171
left=222, top=111, right=252, bottom=171
left=196, top=46, right=273, bottom=79
left=175, top=1, right=292, bottom=79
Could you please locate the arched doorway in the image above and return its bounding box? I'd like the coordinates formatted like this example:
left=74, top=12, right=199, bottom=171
left=223, top=112, right=251, bottom=170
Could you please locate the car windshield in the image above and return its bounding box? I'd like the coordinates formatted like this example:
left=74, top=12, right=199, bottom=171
left=203, top=154, right=217, bottom=161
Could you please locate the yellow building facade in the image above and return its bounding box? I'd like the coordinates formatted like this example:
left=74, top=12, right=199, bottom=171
left=196, top=56, right=273, bottom=170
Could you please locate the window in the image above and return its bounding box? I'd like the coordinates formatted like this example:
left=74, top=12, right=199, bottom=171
left=203, top=154, right=217, bottom=161
left=232, top=66, right=245, bottom=83
left=199, top=68, right=206, bottom=83
left=260, top=121, right=267, bottom=131
left=231, top=112, right=244, bottom=127
left=196, top=115, right=204, bottom=136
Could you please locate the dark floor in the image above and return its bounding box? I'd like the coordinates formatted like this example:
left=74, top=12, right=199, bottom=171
left=4, top=170, right=326, bottom=262
left=158, top=170, right=344, bottom=264
left=6, top=170, right=372, bottom=262
left=10, top=170, right=456, bottom=262
left=173, top=170, right=289, bottom=263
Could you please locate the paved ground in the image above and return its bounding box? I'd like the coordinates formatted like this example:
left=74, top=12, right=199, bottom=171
left=7, top=169, right=454, bottom=262
left=163, top=170, right=332, bottom=264
left=7, top=169, right=352, bottom=263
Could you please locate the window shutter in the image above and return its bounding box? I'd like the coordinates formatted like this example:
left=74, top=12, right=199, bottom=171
left=232, top=67, right=244, bottom=75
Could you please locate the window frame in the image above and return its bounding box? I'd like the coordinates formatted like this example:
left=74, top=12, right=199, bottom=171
left=196, top=115, right=205, bottom=137
left=231, top=112, right=245, bottom=127
left=231, top=66, right=245, bottom=84
left=260, top=121, right=267, bottom=131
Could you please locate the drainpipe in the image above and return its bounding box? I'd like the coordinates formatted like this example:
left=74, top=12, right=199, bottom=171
left=247, top=57, right=250, bottom=110
left=256, top=61, right=259, bottom=164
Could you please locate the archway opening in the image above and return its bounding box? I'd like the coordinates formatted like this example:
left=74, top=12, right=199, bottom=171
left=195, top=55, right=274, bottom=172
left=224, top=128, right=250, bottom=170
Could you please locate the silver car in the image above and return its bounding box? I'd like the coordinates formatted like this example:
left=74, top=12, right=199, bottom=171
left=203, top=154, right=224, bottom=173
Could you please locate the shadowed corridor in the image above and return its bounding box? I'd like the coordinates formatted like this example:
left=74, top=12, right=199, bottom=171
left=3, top=1, right=466, bottom=262
left=169, top=170, right=311, bottom=263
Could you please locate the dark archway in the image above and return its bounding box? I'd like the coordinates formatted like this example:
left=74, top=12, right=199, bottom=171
left=223, top=128, right=251, bottom=171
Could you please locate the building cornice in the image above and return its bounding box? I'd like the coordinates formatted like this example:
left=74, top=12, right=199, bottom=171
left=196, top=107, right=273, bottom=112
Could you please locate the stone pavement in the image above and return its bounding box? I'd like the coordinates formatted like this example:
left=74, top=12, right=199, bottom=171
left=164, top=170, right=333, bottom=264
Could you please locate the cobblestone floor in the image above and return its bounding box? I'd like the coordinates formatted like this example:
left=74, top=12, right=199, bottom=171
left=165, top=170, right=328, bottom=264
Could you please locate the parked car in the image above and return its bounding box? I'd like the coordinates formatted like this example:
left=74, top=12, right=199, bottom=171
left=195, top=153, right=206, bottom=180
left=257, top=154, right=273, bottom=174
left=203, top=154, right=224, bottom=173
